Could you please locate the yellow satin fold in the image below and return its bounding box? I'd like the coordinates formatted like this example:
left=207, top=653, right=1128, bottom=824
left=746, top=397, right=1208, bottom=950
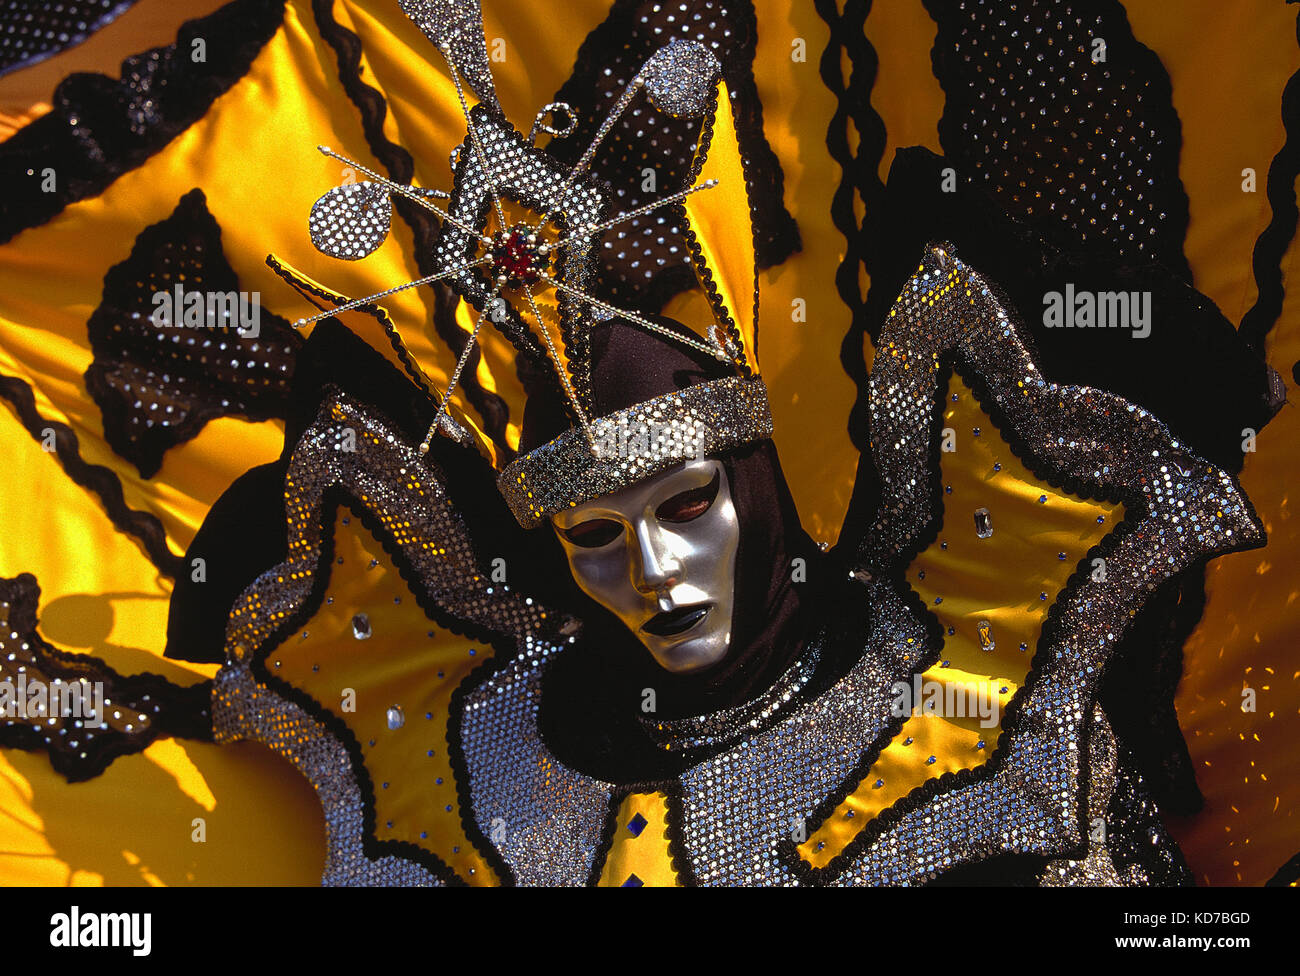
left=685, top=81, right=761, bottom=373
left=598, top=792, right=680, bottom=887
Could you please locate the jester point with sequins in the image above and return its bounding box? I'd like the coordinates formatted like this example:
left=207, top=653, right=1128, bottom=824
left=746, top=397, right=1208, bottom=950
left=6, top=0, right=1268, bottom=886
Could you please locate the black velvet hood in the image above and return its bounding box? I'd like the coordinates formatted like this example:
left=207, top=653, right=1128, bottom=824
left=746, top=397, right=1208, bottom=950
left=524, top=316, right=855, bottom=781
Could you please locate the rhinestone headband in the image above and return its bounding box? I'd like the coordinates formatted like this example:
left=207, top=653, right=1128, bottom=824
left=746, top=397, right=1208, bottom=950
left=498, top=375, right=773, bottom=528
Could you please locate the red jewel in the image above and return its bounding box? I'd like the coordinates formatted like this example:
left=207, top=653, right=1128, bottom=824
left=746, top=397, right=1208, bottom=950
left=491, top=226, right=545, bottom=286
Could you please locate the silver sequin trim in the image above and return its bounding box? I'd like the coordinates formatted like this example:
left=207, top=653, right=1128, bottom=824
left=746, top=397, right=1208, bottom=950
left=638, top=636, right=823, bottom=753
left=497, top=375, right=774, bottom=528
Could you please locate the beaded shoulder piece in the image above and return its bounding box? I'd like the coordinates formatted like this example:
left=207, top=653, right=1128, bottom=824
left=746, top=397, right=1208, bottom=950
left=811, top=242, right=1262, bottom=883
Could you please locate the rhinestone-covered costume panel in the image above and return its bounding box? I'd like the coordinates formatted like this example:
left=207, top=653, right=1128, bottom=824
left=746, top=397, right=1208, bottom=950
left=677, top=582, right=925, bottom=885
left=212, top=391, right=561, bottom=885
left=828, top=243, right=1262, bottom=884
left=457, top=637, right=614, bottom=885
left=431, top=106, right=605, bottom=371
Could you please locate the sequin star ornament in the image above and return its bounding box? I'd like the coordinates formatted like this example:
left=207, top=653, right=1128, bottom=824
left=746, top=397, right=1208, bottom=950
left=283, top=0, right=773, bottom=515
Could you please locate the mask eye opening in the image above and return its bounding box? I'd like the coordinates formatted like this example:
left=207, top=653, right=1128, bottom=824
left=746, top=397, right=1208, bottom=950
left=558, top=517, right=623, bottom=549
left=655, top=468, right=721, bottom=523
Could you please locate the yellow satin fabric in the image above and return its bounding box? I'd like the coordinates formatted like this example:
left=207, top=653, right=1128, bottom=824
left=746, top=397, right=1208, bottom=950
left=685, top=80, right=761, bottom=373
left=800, top=374, right=1118, bottom=868
left=0, top=0, right=1294, bottom=886
left=597, top=792, right=680, bottom=887
left=276, top=509, right=498, bottom=884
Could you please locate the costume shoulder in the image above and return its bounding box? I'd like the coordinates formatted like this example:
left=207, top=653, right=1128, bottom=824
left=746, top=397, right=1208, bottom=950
left=805, top=243, right=1262, bottom=885
left=168, top=317, right=579, bottom=885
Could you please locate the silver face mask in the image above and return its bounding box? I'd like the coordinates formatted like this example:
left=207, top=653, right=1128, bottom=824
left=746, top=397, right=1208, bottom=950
left=550, top=459, right=739, bottom=674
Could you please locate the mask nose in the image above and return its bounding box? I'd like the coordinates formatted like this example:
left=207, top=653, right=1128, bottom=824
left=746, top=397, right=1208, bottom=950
left=630, top=517, right=681, bottom=596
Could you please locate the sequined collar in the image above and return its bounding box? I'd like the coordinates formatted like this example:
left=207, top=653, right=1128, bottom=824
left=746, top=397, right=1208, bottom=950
left=637, top=636, right=824, bottom=754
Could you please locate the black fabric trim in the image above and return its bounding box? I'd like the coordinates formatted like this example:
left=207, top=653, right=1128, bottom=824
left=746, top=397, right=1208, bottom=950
left=0, top=0, right=140, bottom=79
left=924, top=853, right=1053, bottom=886
left=0, top=573, right=212, bottom=783
left=85, top=187, right=303, bottom=478
left=265, top=254, right=430, bottom=397
left=1100, top=741, right=1194, bottom=886
left=0, top=0, right=287, bottom=245
left=817, top=0, right=888, bottom=548
left=1098, top=566, right=1207, bottom=815
left=1240, top=5, right=1300, bottom=355
left=662, top=781, right=699, bottom=886
left=816, top=0, right=886, bottom=309
left=309, top=0, right=516, bottom=462
left=0, top=371, right=183, bottom=579
left=163, top=460, right=286, bottom=663
left=921, top=0, right=1193, bottom=280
